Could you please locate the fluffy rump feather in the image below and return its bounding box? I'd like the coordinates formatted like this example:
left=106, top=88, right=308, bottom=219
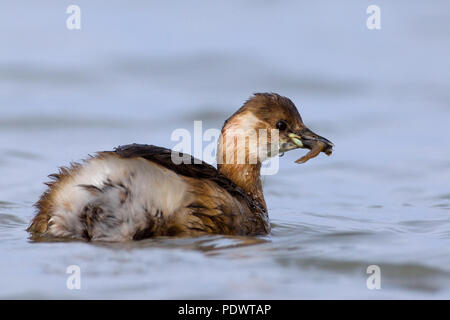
left=28, top=152, right=188, bottom=241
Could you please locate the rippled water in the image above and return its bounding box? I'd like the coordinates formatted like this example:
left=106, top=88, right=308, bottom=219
left=1, top=0, right=450, bottom=299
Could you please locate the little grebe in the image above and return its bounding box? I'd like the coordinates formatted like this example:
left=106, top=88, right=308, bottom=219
left=27, top=93, right=333, bottom=241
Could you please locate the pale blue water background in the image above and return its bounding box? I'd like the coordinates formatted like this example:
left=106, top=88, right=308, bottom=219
left=0, top=0, right=449, bottom=299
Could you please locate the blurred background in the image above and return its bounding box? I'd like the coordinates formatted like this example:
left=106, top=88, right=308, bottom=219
left=0, top=0, right=449, bottom=299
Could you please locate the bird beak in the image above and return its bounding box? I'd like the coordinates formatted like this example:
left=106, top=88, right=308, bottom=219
left=288, top=127, right=334, bottom=163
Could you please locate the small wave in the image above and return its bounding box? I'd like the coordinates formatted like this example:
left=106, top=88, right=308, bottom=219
left=0, top=213, right=26, bottom=229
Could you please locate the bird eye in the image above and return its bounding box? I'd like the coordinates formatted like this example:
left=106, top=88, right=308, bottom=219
left=276, top=120, right=287, bottom=131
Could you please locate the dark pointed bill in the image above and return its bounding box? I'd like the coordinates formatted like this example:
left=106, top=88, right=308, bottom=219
left=288, top=132, right=334, bottom=164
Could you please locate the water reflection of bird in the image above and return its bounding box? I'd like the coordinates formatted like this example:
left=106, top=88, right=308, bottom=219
left=27, top=93, right=333, bottom=241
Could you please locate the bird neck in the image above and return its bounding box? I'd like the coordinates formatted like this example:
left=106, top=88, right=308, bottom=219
left=217, top=162, right=266, bottom=210
left=217, top=124, right=267, bottom=210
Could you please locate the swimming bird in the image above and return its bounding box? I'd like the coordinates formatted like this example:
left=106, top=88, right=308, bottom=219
left=27, top=93, right=333, bottom=241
